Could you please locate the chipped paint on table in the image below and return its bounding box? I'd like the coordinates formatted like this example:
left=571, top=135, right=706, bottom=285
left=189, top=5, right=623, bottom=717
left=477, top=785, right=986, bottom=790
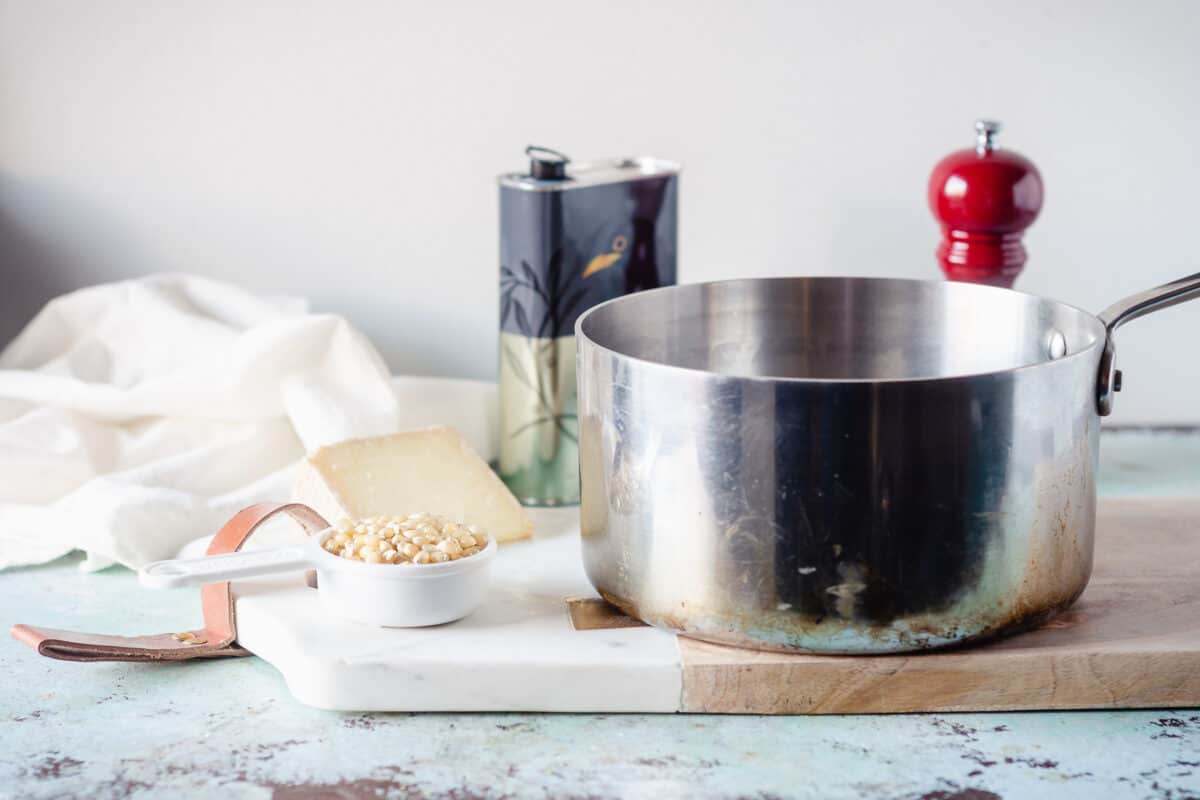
left=2, top=429, right=1199, bottom=799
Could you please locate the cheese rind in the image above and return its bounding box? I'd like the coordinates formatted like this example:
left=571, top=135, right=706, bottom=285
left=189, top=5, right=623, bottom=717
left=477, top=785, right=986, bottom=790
left=293, top=426, right=533, bottom=542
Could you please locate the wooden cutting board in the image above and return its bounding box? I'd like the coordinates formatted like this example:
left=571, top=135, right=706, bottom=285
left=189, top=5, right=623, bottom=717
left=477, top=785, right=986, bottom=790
left=234, top=497, right=1200, bottom=713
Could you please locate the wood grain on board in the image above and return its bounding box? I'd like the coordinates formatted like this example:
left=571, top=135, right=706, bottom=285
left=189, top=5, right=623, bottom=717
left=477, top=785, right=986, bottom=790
left=678, top=497, right=1200, bottom=714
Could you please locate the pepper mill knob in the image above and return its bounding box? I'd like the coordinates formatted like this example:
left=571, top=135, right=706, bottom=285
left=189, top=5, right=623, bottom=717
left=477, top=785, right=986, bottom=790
left=928, top=119, right=1044, bottom=287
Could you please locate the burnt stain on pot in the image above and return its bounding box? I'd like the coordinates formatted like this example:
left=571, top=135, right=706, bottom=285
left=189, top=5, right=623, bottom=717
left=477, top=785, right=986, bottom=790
left=601, top=582, right=1084, bottom=655
left=766, top=378, right=1007, bottom=627
left=1003, top=419, right=1096, bottom=631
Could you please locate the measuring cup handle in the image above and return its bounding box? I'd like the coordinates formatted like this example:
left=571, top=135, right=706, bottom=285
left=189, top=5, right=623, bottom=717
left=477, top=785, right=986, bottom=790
left=139, top=546, right=315, bottom=589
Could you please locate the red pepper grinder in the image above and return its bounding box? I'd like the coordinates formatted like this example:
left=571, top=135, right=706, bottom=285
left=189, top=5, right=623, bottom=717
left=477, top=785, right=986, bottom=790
left=928, top=120, right=1044, bottom=287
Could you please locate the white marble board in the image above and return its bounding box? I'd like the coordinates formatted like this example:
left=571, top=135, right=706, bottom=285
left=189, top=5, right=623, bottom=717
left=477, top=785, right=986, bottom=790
left=232, top=507, right=684, bottom=712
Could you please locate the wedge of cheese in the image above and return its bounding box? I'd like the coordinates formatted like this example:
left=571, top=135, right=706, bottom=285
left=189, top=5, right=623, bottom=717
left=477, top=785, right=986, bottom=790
left=293, top=426, right=533, bottom=542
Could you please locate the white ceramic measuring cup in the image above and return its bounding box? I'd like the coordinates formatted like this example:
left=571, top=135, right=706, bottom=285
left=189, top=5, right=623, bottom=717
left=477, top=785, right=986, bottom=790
left=139, top=529, right=497, bottom=628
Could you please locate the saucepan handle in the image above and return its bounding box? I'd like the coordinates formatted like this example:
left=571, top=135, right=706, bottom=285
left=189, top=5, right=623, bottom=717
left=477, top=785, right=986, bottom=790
left=1096, top=271, right=1200, bottom=415
left=139, top=546, right=316, bottom=589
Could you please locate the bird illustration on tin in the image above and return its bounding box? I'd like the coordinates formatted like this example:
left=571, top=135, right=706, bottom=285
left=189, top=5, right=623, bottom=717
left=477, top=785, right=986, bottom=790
left=582, top=235, right=628, bottom=279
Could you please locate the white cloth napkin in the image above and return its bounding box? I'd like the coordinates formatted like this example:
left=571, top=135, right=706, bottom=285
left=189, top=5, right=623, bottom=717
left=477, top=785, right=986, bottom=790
left=0, top=275, right=404, bottom=572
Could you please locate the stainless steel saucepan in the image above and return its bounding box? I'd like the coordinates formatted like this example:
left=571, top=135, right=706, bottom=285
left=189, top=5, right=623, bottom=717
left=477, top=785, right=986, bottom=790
left=575, top=274, right=1200, bottom=653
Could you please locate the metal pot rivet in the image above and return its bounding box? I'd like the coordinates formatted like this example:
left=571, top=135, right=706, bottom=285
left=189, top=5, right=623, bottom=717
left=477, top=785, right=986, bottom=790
left=1046, top=330, right=1068, bottom=359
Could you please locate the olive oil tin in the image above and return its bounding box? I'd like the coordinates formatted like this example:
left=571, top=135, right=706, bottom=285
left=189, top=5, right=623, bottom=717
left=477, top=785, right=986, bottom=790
left=498, top=146, right=679, bottom=505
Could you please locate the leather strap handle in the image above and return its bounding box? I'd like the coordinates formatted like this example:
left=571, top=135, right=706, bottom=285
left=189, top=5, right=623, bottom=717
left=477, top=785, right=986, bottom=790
left=10, top=502, right=329, bottom=662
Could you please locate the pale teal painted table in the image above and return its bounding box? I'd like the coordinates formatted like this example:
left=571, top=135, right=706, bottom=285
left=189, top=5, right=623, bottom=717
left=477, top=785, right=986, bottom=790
left=2, top=430, right=1198, bottom=800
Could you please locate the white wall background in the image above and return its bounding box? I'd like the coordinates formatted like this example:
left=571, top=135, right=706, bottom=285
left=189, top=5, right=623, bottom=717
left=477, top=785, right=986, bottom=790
left=1, top=0, right=1198, bottom=423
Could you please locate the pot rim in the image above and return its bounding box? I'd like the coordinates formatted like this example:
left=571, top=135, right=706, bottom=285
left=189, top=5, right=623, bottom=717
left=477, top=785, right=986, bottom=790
left=575, top=275, right=1107, bottom=387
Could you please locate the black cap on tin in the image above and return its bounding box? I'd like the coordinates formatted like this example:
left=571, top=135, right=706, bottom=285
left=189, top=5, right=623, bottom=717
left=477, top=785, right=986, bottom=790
left=526, top=145, right=570, bottom=180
